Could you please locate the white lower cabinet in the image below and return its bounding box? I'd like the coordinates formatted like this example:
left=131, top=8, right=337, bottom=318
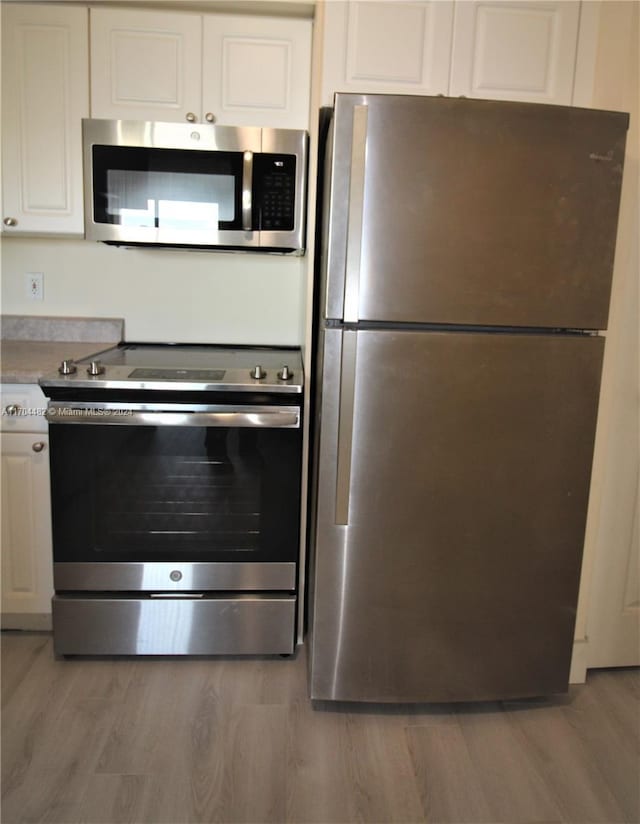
left=1, top=4, right=88, bottom=236
left=1, top=386, right=53, bottom=629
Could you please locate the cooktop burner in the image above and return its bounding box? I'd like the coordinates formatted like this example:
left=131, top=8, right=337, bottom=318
left=40, top=343, right=303, bottom=394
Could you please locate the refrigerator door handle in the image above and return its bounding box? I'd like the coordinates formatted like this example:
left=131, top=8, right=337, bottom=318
left=344, top=105, right=368, bottom=323
left=335, top=330, right=358, bottom=525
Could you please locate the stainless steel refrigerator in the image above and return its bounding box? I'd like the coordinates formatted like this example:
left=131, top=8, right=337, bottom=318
left=308, top=93, right=628, bottom=703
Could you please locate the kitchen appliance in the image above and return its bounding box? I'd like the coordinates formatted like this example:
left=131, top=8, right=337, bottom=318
left=83, top=119, right=308, bottom=253
left=309, top=93, right=628, bottom=702
left=40, top=344, right=303, bottom=656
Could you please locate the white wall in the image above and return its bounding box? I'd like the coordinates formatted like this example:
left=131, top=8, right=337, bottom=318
left=1, top=237, right=307, bottom=344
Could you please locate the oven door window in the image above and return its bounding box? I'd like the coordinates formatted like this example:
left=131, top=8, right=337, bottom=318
left=92, top=145, right=244, bottom=231
left=49, top=424, right=301, bottom=563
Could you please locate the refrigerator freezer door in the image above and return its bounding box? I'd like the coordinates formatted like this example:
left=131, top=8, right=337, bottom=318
left=309, top=328, right=604, bottom=702
left=323, top=94, right=628, bottom=329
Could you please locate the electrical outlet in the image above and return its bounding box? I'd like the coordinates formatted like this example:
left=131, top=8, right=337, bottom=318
left=26, top=272, right=44, bottom=300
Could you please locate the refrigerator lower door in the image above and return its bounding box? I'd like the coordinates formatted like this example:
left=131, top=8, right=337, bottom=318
left=309, top=328, right=604, bottom=702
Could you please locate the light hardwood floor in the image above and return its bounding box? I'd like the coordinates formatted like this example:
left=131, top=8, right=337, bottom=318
left=1, top=632, right=638, bottom=824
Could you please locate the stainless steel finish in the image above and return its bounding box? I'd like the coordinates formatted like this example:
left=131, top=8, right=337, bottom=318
left=45, top=402, right=301, bottom=428
left=185, top=112, right=197, bottom=122
left=278, top=365, right=292, bottom=381
left=58, top=359, right=77, bottom=375
left=3, top=404, right=21, bottom=416
left=343, top=105, right=368, bottom=323
left=324, top=94, right=627, bottom=328
left=311, top=329, right=605, bottom=701
left=31, top=441, right=46, bottom=453
left=40, top=344, right=304, bottom=393
left=334, top=330, right=357, bottom=525
left=3, top=217, right=17, bottom=227
left=150, top=593, right=204, bottom=598
left=87, top=360, right=105, bottom=376
left=311, top=95, right=627, bottom=702
left=52, top=594, right=296, bottom=655
left=82, top=119, right=307, bottom=253
left=205, top=112, right=215, bottom=123
left=54, top=561, right=297, bottom=591
left=242, top=150, right=253, bottom=231
left=259, top=127, right=308, bottom=254
left=250, top=365, right=266, bottom=380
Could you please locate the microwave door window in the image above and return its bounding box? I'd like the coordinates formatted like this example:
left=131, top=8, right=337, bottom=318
left=92, top=146, right=244, bottom=232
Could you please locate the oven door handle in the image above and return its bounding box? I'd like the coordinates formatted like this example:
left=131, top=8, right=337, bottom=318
left=45, top=405, right=301, bottom=428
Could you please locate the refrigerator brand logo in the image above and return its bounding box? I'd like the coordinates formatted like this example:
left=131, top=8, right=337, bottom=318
left=589, top=151, right=614, bottom=162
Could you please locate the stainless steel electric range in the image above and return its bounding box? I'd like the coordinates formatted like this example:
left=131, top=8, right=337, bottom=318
left=39, top=343, right=303, bottom=656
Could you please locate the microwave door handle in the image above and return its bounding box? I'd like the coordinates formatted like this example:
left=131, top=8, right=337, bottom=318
left=242, top=151, right=253, bottom=231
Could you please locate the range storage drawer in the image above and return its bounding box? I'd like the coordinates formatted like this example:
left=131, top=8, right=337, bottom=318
left=52, top=594, right=296, bottom=656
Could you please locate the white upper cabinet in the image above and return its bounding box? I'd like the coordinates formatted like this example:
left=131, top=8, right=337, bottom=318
left=1, top=4, right=88, bottom=236
left=91, top=8, right=312, bottom=129
left=321, top=1, right=454, bottom=104
left=320, top=0, right=583, bottom=107
left=90, top=8, right=203, bottom=123
left=203, top=15, right=312, bottom=128
left=449, top=1, right=581, bottom=104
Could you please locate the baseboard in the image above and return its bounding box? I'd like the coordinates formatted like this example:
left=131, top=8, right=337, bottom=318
left=1, top=613, right=52, bottom=631
left=570, top=636, right=589, bottom=684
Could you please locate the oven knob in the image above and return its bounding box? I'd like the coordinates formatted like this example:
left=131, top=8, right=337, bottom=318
left=278, top=365, right=293, bottom=381
left=58, top=359, right=77, bottom=375
left=170, top=570, right=182, bottom=582
left=87, top=360, right=105, bottom=376
left=250, top=365, right=266, bottom=380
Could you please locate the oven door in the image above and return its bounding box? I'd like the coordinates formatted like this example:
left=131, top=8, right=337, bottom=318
left=47, top=402, right=302, bottom=593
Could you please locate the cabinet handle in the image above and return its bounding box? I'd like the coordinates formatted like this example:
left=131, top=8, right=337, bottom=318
left=185, top=112, right=197, bottom=123
left=205, top=112, right=215, bottom=123
left=32, top=442, right=46, bottom=453
left=4, top=404, right=21, bottom=415
left=3, top=217, right=17, bottom=227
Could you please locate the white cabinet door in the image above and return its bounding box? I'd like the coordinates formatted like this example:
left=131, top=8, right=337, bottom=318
left=202, top=15, right=312, bottom=128
left=1, top=432, right=54, bottom=626
left=449, top=1, right=581, bottom=104
left=321, top=1, right=454, bottom=105
left=90, top=9, right=311, bottom=129
left=1, top=4, right=88, bottom=236
left=90, top=8, right=202, bottom=123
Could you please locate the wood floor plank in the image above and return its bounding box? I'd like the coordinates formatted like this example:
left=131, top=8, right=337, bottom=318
left=286, top=699, right=366, bottom=823
left=73, top=774, right=158, bottom=824
left=454, top=701, right=565, bottom=823
left=561, top=677, right=640, bottom=822
left=0, top=632, right=50, bottom=710
left=504, top=700, right=630, bottom=823
left=288, top=701, right=425, bottom=823
left=406, top=718, right=495, bottom=822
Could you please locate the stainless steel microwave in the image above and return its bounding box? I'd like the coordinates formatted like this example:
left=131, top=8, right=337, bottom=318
left=83, top=119, right=308, bottom=254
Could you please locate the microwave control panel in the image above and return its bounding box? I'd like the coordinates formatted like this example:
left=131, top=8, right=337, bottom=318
left=254, top=154, right=296, bottom=231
